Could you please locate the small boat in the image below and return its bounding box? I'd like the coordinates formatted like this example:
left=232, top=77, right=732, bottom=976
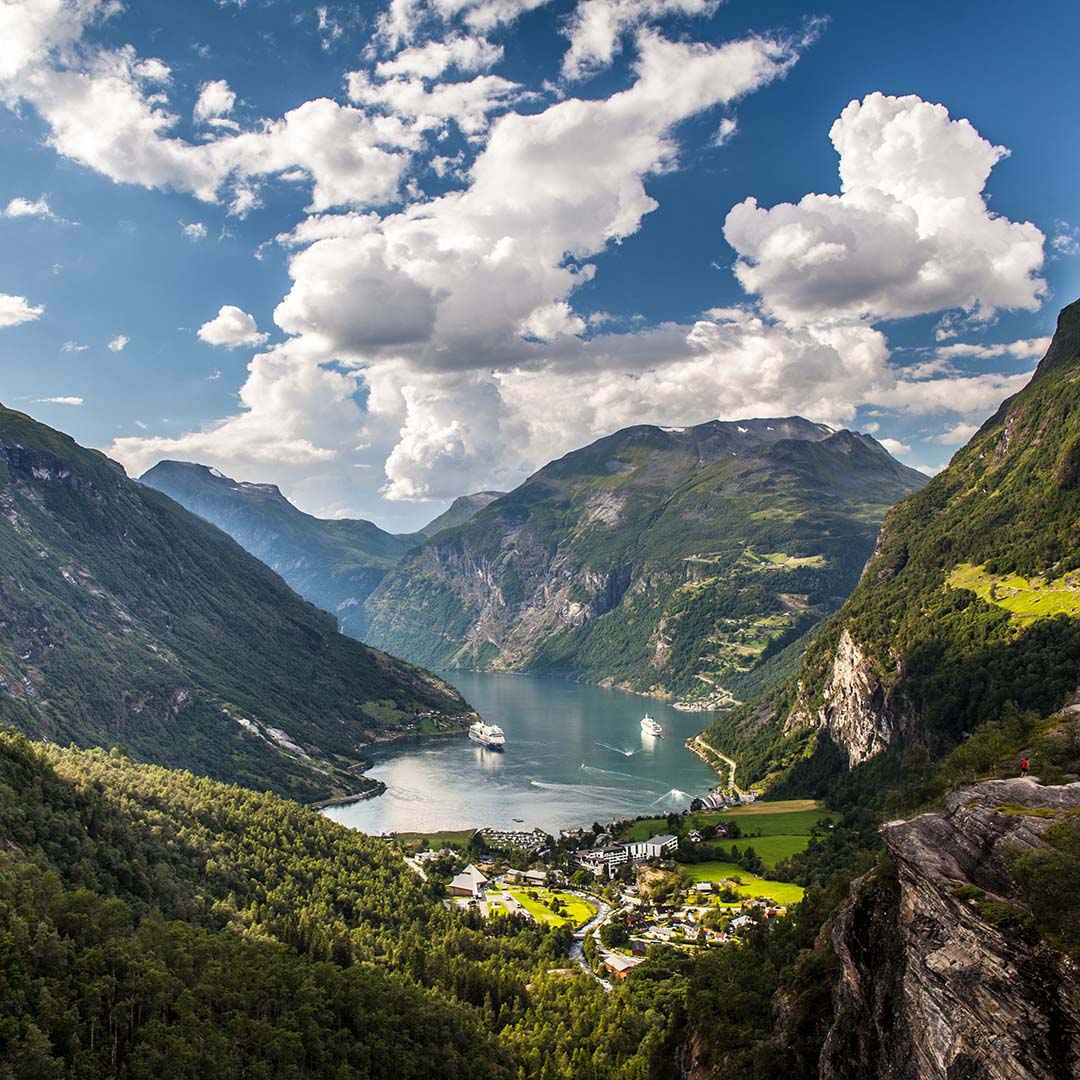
left=641, top=713, right=663, bottom=737
left=469, top=719, right=506, bottom=749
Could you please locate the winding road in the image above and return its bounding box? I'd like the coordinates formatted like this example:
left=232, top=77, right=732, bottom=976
left=685, top=735, right=739, bottom=792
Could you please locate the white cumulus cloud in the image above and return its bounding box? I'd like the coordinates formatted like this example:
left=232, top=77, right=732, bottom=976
left=197, top=305, right=270, bottom=348
left=724, top=92, right=1046, bottom=325
left=561, top=0, right=718, bottom=80
left=376, top=35, right=503, bottom=78
left=936, top=336, right=1051, bottom=362
left=0, top=293, right=45, bottom=326
left=107, top=333, right=129, bottom=351
left=193, top=78, right=236, bottom=123
left=3, top=195, right=57, bottom=219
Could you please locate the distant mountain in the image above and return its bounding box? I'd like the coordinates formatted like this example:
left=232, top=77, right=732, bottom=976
left=0, top=406, right=472, bottom=802
left=359, top=417, right=927, bottom=702
left=419, top=490, right=505, bottom=539
left=141, top=461, right=501, bottom=637
left=699, top=298, right=1080, bottom=789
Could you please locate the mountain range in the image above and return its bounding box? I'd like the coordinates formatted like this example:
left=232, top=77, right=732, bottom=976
left=360, top=417, right=927, bottom=703
left=4, top=298, right=1080, bottom=1080
left=146, top=417, right=926, bottom=707
left=0, top=404, right=472, bottom=802
left=140, top=461, right=502, bottom=638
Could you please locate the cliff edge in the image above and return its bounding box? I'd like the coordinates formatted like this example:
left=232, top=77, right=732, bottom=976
left=820, top=780, right=1080, bottom=1080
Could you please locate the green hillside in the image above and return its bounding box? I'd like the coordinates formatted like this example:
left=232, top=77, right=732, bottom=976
left=361, top=418, right=926, bottom=703
left=699, top=298, right=1080, bottom=791
left=140, top=460, right=416, bottom=638
left=0, top=729, right=684, bottom=1079
left=0, top=406, right=472, bottom=802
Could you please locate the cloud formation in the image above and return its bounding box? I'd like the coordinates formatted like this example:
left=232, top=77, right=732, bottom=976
left=0, top=293, right=44, bottom=327
left=197, top=305, right=270, bottom=348
left=2, top=2, right=1049, bottom=517
left=560, top=0, right=718, bottom=80
left=724, top=92, right=1045, bottom=325
left=193, top=79, right=235, bottom=123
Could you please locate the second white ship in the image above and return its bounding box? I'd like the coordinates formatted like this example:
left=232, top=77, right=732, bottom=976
left=640, top=714, right=663, bottom=737
left=469, top=719, right=506, bottom=749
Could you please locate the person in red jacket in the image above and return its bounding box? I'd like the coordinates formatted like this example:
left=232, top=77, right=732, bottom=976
left=1020, top=757, right=1029, bottom=778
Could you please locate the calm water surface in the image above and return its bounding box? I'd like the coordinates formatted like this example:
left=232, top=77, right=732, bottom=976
left=323, top=671, right=719, bottom=835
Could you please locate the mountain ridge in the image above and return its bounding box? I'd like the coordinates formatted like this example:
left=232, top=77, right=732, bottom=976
left=359, top=415, right=928, bottom=702
left=0, top=405, right=472, bottom=802
left=140, top=460, right=501, bottom=636
left=699, top=297, right=1080, bottom=791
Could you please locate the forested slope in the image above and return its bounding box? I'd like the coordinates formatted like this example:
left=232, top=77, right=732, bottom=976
left=0, top=729, right=687, bottom=1079
left=699, top=297, right=1080, bottom=793
left=0, top=406, right=471, bottom=802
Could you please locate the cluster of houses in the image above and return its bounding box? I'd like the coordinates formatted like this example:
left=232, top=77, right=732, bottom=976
left=574, top=832, right=679, bottom=875
left=476, top=826, right=549, bottom=853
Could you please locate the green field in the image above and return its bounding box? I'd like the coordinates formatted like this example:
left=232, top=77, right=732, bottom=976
left=623, top=801, right=832, bottom=841
left=686, top=863, right=805, bottom=905
left=392, top=829, right=476, bottom=851
left=947, top=562, right=1080, bottom=623
left=696, top=808, right=832, bottom=836
left=707, top=834, right=811, bottom=870
left=504, top=887, right=596, bottom=928
left=621, top=800, right=832, bottom=875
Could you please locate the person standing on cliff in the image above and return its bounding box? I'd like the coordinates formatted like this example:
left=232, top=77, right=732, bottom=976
left=1020, top=757, right=1029, bottom=777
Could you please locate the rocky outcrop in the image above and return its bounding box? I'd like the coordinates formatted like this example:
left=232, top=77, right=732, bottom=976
left=785, top=629, right=908, bottom=766
left=820, top=780, right=1080, bottom=1080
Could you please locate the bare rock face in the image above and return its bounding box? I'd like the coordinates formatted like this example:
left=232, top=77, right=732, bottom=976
left=820, top=780, right=1080, bottom=1080
left=785, top=629, right=904, bottom=767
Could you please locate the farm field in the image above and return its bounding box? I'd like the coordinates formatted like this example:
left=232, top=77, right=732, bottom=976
left=708, top=833, right=810, bottom=870
left=686, top=862, right=805, bottom=906
left=392, top=828, right=475, bottom=851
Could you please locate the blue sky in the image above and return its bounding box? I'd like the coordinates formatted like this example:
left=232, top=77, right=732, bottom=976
left=1, top=0, right=1078, bottom=530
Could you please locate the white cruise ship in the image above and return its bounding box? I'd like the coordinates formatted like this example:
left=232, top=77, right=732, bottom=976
left=640, top=714, right=663, bottom=737
left=469, top=719, right=506, bottom=749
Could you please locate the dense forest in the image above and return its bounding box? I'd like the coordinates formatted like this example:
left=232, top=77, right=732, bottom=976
left=0, top=723, right=895, bottom=1080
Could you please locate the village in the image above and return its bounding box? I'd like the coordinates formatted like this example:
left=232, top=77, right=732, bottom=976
left=393, top=797, right=832, bottom=983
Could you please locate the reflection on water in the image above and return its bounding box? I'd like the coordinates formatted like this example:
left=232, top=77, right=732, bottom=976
left=322, top=671, right=718, bottom=835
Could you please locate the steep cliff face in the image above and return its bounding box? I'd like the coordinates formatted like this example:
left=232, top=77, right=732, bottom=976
left=706, top=299, right=1080, bottom=778
left=784, top=628, right=906, bottom=766
left=360, top=418, right=925, bottom=701
left=820, top=779, right=1080, bottom=1080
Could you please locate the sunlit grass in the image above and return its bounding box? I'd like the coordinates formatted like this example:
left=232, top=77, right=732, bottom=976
left=947, top=562, right=1080, bottom=623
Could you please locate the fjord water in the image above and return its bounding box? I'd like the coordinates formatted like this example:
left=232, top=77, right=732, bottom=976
left=323, top=671, right=719, bottom=835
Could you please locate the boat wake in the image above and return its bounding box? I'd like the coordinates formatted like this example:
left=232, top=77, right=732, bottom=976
left=650, top=787, right=692, bottom=807
left=579, top=762, right=644, bottom=783
left=596, top=742, right=638, bottom=757
left=528, top=778, right=637, bottom=805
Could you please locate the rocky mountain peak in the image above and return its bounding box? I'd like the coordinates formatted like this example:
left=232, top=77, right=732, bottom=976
left=1034, top=295, right=1080, bottom=379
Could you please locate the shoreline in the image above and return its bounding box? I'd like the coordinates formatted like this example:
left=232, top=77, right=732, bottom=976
left=685, top=735, right=739, bottom=792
